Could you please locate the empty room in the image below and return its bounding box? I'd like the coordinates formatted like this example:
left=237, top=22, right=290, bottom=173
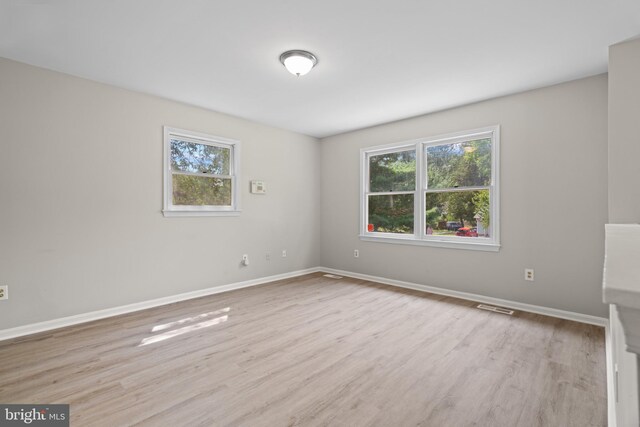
left=1, top=1, right=640, bottom=426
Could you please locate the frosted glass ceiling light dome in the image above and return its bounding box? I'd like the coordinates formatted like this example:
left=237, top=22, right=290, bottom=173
left=279, top=50, right=318, bottom=76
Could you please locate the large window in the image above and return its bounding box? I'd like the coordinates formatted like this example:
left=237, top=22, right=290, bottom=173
left=163, top=127, right=241, bottom=217
left=361, top=126, right=499, bottom=251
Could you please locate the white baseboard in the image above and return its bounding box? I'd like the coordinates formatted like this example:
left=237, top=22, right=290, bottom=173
left=0, top=267, right=321, bottom=341
left=1, top=265, right=608, bottom=343
left=319, top=267, right=608, bottom=327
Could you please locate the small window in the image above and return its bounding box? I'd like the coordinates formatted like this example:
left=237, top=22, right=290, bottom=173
left=163, top=127, right=241, bottom=217
left=361, top=126, right=500, bottom=251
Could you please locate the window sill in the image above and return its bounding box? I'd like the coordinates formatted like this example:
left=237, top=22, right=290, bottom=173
left=162, top=209, right=241, bottom=217
left=359, top=234, right=500, bottom=252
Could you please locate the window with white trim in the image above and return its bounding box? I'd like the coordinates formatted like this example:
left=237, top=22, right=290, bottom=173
left=361, top=126, right=499, bottom=251
left=163, top=127, right=241, bottom=217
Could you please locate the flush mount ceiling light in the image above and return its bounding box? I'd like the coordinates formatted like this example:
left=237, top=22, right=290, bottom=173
left=279, top=50, right=318, bottom=77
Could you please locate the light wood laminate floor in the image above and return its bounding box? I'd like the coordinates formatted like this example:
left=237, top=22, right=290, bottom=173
left=0, top=273, right=606, bottom=426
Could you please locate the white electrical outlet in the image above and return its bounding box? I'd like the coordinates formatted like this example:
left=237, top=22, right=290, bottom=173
left=282, top=250, right=287, bottom=258
left=354, top=249, right=359, bottom=258
left=525, top=268, right=534, bottom=281
left=0, top=285, right=7, bottom=300
left=242, top=254, right=249, bottom=266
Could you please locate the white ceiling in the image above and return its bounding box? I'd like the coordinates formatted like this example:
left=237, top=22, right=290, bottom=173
left=1, top=1, right=639, bottom=138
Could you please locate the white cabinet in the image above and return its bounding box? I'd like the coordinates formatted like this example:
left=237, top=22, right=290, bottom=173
left=604, top=224, right=640, bottom=426
left=610, top=304, right=639, bottom=426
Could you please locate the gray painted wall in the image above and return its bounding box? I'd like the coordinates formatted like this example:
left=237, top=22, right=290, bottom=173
left=609, top=37, right=640, bottom=223
left=320, top=75, right=609, bottom=317
left=0, top=58, right=321, bottom=329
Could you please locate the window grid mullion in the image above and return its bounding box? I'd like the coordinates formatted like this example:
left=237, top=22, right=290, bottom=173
left=415, top=142, right=424, bottom=239
left=424, top=185, right=490, bottom=194
left=366, top=191, right=415, bottom=197
left=171, top=170, right=232, bottom=180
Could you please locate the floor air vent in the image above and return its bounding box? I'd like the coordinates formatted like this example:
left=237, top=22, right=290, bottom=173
left=323, top=274, right=343, bottom=279
left=477, top=304, right=514, bottom=315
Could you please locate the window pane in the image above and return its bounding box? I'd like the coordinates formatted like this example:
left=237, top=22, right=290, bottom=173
left=368, top=194, right=414, bottom=234
left=426, top=138, right=491, bottom=189
left=425, top=190, right=490, bottom=237
left=369, top=150, right=416, bottom=192
left=171, top=139, right=230, bottom=175
left=172, top=174, right=232, bottom=206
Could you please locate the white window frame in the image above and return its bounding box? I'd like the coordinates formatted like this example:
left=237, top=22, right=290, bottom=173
left=163, top=126, right=241, bottom=217
left=360, top=126, right=500, bottom=251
